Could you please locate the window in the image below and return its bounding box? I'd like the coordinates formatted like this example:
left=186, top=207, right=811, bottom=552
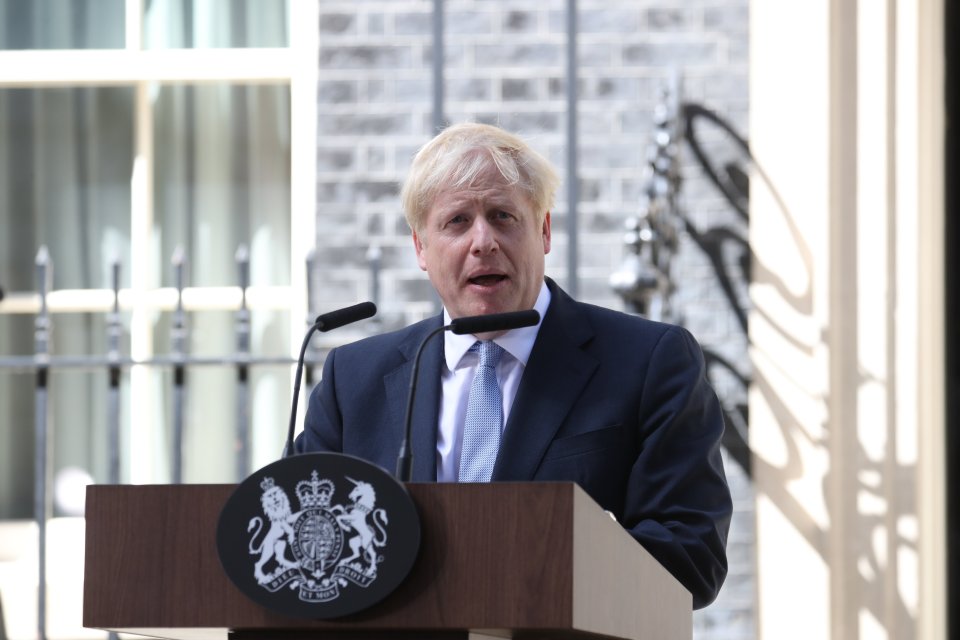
left=0, top=0, right=317, bottom=518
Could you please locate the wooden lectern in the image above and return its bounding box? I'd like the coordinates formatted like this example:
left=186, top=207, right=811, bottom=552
left=84, top=483, right=691, bottom=640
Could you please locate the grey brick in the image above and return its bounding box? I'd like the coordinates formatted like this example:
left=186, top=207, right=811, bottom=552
left=502, top=78, right=536, bottom=101
left=448, top=11, right=497, bottom=35
left=647, top=7, right=696, bottom=31
left=700, top=71, right=749, bottom=104
left=547, top=76, right=571, bottom=99
left=365, top=78, right=389, bottom=102
left=576, top=8, right=642, bottom=33
left=394, top=213, right=415, bottom=235
left=395, top=12, right=431, bottom=36
left=317, top=81, right=358, bottom=104
left=318, top=244, right=376, bottom=269
left=705, top=5, right=749, bottom=33
left=393, top=146, right=422, bottom=174
left=364, top=212, right=385, bottom=235
left=447, top=77, right=494, bottom=102
left=320, top=13, right=356, bottom=35
left=472, top=43, right=565, bottom=67
left=583, top=211, right=630, bottom=233
left=503, top=10, right=537, bottom=33
left=426, top=42, right=468, bottom=66
left=471, top=111, right=560, bottom=134
left=315, top=275, right=363, bottom=306
left=577, top=109, right=619, bottom=136
left=727, top=35, right=749, bottom=64
left=365, top=12, right=386, bottom=35
left=395, top=77, right=433, bottom=103
left=577, top=43, right=618, bottom=68
left=316, top=148, right=356, bottom=172
left=396, top=276, right=438, bottom=303
left=317, top=181, right=355, bottom=205
left=354, top=180, right=400, bottom=203
left=624, top=40, right=721, bottom=66
left=319, top=45, right=415, bottom=69
left=365, top=146, right=387, bottom=172
left=313, top=209, right=361, bottom=238
left=593, top=77, right=642, bottom=101
left=581, top=143, right=644, bottom=170
left=317, top=113, right=414, bottom=136
left=577, top=178, right=604, bottom=202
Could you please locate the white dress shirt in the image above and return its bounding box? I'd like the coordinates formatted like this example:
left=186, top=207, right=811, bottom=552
left=435, top=281, right=551, bottom=482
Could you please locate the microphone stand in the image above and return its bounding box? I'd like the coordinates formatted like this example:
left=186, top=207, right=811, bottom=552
left=282, top=302, right=376, bottom=458
left=394, top=309, right=540, bottom=482
left=395, top=324, right=451, bottom=481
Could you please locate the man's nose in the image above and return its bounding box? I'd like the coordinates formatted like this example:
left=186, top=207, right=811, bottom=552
left=469, top=219, right=499, bottom=254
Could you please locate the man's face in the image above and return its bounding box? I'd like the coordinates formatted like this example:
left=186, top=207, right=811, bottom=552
left=413, top=164, right=551, bottom=320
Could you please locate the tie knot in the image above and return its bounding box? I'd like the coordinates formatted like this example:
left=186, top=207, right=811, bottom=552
left=472, top=340, right=505, bottom=368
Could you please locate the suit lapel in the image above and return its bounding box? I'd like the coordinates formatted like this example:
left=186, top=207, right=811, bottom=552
left=492, top=283, right=598, bottom=480
left=383, top=316, right=444, bottom=481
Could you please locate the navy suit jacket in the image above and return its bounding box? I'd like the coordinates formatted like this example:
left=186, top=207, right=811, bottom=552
left=296, top=279, right=732, bottom=608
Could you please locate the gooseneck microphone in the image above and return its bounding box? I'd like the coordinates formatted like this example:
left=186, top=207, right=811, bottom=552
left=448, top=309, right=541, bottom=336
left=395, top=308, right=540, bottom=481
left=283, top=301, right=377, bottom=458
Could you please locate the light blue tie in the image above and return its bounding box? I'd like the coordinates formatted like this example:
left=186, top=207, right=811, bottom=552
left=458, top=340, right=506, bottom=482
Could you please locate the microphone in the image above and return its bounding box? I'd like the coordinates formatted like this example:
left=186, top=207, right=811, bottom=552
left=449, top=309, right=540, bottom=335
left=395, top=309, right=541, bottom=481
left=283, top=301, right=376, bottom=458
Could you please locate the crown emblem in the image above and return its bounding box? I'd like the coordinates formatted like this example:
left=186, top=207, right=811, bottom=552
left=260, top=477, right=276, bottom=492
left=296, top=470, right=334, bottom=509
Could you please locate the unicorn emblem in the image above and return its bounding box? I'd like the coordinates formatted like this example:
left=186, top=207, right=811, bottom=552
left=334, top=477, right=389, bottom=575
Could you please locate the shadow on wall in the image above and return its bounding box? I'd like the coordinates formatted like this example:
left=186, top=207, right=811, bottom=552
left=743, top=112, right=916, bottom=630
left=628, top=97, right=916, bottom=629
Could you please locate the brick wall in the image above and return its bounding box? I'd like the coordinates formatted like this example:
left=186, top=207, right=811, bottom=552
left=314, top=2, right=753, bottom=637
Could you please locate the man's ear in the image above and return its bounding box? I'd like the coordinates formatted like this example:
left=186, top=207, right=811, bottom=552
left=412, top=230, right=428, bottom=271
left=542, top=211, right=552, bottom=254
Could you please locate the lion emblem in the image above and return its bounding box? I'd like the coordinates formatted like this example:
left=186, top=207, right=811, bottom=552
left=247, top=479, right=298, bottom=583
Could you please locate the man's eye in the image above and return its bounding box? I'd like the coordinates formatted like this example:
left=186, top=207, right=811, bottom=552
left=494, top=210, right=513, bottom=220
left=447, top=214, right=467, bottom=225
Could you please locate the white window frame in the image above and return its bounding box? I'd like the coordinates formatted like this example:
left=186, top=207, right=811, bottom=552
left=0, top=0, right=318, bottom=481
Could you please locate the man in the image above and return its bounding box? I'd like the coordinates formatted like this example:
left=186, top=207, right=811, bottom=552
left=296, top=122, right=732, bottom=608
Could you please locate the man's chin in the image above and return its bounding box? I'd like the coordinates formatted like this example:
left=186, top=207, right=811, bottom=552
left=453, top=301, right=516, bottom=319
left=452, top=288, right=519, bottom=318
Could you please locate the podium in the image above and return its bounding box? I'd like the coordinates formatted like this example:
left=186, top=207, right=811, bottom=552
left=84, top=482, right=691, bottom=640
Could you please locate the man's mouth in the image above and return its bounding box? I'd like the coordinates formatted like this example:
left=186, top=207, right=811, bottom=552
left=468, top=274, right=507, bottom=286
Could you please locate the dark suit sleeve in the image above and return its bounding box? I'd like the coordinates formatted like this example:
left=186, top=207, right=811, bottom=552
left=294, top=348, right=344, bottom=454
left=624, top=325, right=731, bottom=609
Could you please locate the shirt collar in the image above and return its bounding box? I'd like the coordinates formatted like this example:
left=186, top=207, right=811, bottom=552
left=444, top=281, right=551, bottom=371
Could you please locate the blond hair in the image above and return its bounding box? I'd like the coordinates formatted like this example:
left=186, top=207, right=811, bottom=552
left=400, top=122, right=560, bottom=234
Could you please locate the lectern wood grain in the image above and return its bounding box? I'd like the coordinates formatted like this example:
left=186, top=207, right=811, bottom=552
left=84, top=482, right=690, bottom=640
